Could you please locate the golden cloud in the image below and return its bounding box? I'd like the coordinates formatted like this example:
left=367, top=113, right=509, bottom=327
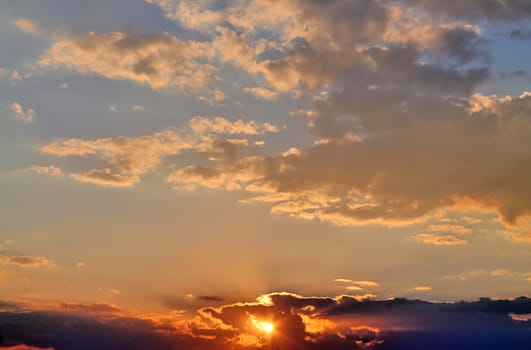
left=40, top=32, right=214, bottom=90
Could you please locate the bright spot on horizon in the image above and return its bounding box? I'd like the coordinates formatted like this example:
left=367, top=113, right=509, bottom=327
left=264, top=322, right=274, bottom=333
left=253, top=318, right=275, bottom=334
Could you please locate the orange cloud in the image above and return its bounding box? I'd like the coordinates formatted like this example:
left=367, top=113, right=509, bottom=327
left=188, top=116, right=278, bottom=135
left=59, top=302, right=122, bottom=315
left=40, top=32, right=214, bottom=91
left=243, top=87, right=279, bottom=100
left=0, top=255, right=56, bottom=269
left=12, top=18, right=39, bottom=34
left=413, top=286, right=433, bottom=292
left=10, top=102, right=35, bottom=123
left=69, top=169, right=140, bottom=187
left=410, top=233, right=468, bottom=246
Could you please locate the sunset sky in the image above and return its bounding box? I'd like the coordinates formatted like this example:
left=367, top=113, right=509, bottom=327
left=1, top=1, right=530, bottom=349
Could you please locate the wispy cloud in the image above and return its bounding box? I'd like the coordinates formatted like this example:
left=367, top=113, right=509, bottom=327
left=10, top=102, right=35, bottom=123
left=12, top=18, right=39, bottom=34
left=409, top=233, right=469, bottom=246
left=0, top=255, right=55, bottom=269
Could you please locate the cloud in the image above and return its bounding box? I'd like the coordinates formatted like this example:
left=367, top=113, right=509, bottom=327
left=0, top=300, right=27, bottom=312
left=41, top=116, right=280, bottom=188
left=198, top=295, right=225, bottom=302
left=41, top=128, right=192, bottom=187
left=243, top=87, right=279, bottom=100
left=69, top=169, right=140, bottom=187
left=346, top=286, right=363, bottom=291
left=146, top=0, right=491, bottom=94
left=0, top=294, right=530, bottom=349
left=10, top=102, right=35, bottom=123
left=188, top=116, right=279, bottom=135
left=410, top=233, right=469, bottom=246
left=167, top=89, right=531, bottom=230
left=510, top=29, right=531, bottom=40
left=32, top=2, right=531, bottom=233
left=27, top=165, right=64, bottom=177
left=213, top=89, right=226, bottom=102
left=12, top=19, right=39, bottom=34
left=427, top=224, right=472, bottom=234
left=491, top=269, right=513, bottom=277
left=0, top=255, right=55, bottom=269
left=413, top=286, right=433, bottom=292
left=40, top=32, right=214, bottom=91
left=335, top=279, right=380, bottom=288
left=59, top=302, right=122, bottom=315
left=1, top=346, right=54, bottom=350
left=403, top=0, right=531, bottom=20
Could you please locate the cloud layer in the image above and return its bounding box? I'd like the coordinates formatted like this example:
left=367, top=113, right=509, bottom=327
left=1, top=293, right=530, bottom=350
left=30, top=0, right=531, bottom=236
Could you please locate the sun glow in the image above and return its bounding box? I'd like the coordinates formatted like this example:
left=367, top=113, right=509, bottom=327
left=252, top=317, right=275, bottom=334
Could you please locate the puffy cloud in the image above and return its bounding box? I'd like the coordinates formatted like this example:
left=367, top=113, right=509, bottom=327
left=166, top=88, right=531, bottom=229
left=0, top=255, right=55, bottom=269
left=41, top=128, right=192, bottom=187
left=145, top=0, right=491, bottom=94
left=10, top=102, right=35, bottom=124
left=33, top=3, right=531, bottom=232
left=12, top=19, right=39, bottom=34
left=40, top=32, right=214, bottom=90
left=41, top=116, right=280, bottom=188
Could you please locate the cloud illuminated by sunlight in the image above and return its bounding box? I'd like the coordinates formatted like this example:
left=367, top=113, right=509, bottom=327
left=252, top=317, right=274, bottom=334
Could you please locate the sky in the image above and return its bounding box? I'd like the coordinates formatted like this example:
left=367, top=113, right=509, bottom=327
left=0, top=0, right=530, bottom=349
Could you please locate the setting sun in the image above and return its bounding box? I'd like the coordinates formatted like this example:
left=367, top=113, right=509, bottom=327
left=2, top=0, right=531, bottom=349
left=252, top=318, right=275, bottom=334
left=263, top=322, right=274, bottom=333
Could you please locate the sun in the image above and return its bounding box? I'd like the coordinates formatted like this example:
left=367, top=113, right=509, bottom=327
left=263, top=322, right=274, bottom=333
left=252, top=318, right=275, bottom=334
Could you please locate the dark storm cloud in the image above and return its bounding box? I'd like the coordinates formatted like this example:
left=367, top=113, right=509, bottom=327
left=1, top=295, right=530, bottom=350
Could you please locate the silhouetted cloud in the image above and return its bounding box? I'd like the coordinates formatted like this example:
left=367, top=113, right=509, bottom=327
left=1, top=294, right=530, bottom=349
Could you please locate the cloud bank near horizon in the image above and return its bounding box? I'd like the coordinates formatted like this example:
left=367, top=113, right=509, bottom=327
left=1, top=293, right=530, bottom=350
